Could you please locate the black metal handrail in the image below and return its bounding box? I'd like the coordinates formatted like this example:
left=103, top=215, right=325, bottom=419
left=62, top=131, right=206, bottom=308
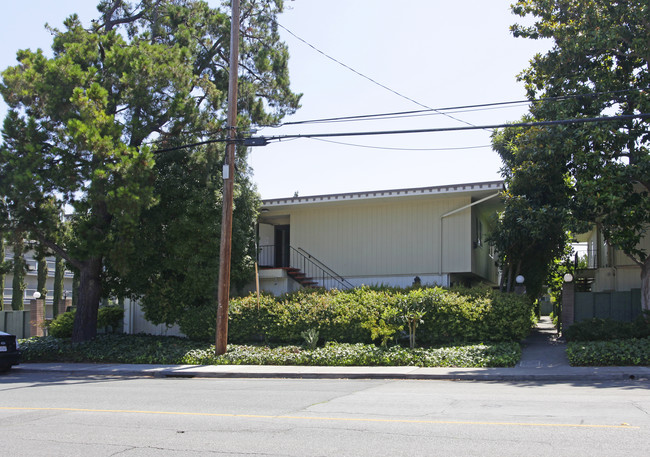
left=293, top=247, right=354, bottom=290
left=257, top=245, right=353, bottom=290
left=257, top=245, right=278, bottom=268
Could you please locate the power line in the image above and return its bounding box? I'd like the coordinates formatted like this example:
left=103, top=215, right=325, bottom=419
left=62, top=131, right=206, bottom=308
left=259, top=101, right=529, bottom=128
left=257, top=88, right=650, bottom=129
left=152, top=138, right=229, bottom=154
left=275, top=21, right=478, bottom=129
left=263, top=113, right=650, bottom=143
left=312, top=137, right=492, bottom=152
left=150, top=113, right=649, bottom=154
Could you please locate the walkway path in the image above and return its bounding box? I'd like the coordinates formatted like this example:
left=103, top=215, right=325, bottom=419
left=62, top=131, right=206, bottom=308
left=516, top=316, right=569, bottom=368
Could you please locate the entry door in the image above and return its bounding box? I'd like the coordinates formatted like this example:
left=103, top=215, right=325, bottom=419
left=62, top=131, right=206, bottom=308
left=274, top=225, right=290, bottom=268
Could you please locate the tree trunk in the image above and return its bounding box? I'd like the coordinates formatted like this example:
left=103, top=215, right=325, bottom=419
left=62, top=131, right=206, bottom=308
left=11, top=236, right=26, bottom=310
left=72, top=270, right=80, bottom=309
left=0, top=235, right=5, bottom=310
left=53, top=256, right=64, bottom=318
left=36, top=253, right=48, bottom=298
left=642, top=257, right=650, bottom=311
left=506, top=264, right=513, bottom=293
left=71, top=256, right=103, bottom=342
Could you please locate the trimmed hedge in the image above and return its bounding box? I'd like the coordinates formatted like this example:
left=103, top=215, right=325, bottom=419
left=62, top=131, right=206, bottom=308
left=46, top=306, right=125, bottom=338
left=564, top=315, right=650, bottom=342
left=179, top=286, right=535, bottom=345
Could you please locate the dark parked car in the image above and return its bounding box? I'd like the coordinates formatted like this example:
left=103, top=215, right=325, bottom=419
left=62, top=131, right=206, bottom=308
left=0, top=331, right=20, bottom=373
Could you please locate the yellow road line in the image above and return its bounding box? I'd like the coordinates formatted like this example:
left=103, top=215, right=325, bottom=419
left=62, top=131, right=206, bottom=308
left=0, top=406, right=639, bottom=429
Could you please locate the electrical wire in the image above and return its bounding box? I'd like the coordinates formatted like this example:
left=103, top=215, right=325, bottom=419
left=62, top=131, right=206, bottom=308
left=311, top=137, right=492, bottom=152
left=256, top=88, right=650, bottom=129
left=263, top=113, right=650, bottom=143
left=151, top=113, right=650, bottom=154
left=259, top=101, right=530, bottom=128
left=152, top=138, right=230, bottom=154
left=275, top=21, right=479, bottom=129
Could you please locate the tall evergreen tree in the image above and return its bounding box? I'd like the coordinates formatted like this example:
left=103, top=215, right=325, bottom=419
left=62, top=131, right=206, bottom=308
left=0, top=234, right=6, bottom=310
left=0, top=0, right=300, bottom=341
left=35, top=248, right=48, bottom=300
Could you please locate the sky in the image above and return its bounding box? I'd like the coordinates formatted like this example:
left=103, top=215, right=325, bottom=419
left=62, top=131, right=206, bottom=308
left=0, top=1, right=552, bottom=199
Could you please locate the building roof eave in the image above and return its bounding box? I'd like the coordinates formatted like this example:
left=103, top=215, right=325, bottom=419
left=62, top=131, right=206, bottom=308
left=262, top=180, right=504, bottom=208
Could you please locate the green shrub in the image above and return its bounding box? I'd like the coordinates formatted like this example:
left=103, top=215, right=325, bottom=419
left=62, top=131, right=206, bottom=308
left=178, top=303, right=217, bottom=341
left=47, top=311, right=75, bottom=338
left=225, top=288, right=398, bottom=345
left=176, top=286, right=535, bottom=345
left=565, top=315, right=650, bottom=342
left=97, top=306, right=124, bottom=332
left=406, top=287, right=534, bottom=345
left=46, top=306, right=126, bottom=338
left=567, top=338, right=650, bottom=366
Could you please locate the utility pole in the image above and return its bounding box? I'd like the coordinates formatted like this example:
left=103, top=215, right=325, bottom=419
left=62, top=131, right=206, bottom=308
left=216, top=0, right=240, bottom=356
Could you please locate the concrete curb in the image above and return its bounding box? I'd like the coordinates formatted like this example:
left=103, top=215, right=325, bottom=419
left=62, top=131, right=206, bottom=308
left=13, top=363, right=650, bottom=382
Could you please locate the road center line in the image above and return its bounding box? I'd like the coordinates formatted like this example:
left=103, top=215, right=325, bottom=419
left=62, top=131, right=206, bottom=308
left=0, top=406, right=639, bottom=429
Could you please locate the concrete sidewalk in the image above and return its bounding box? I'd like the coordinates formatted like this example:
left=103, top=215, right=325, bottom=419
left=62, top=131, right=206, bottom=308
left=14, top=362, right=650, bottom=382
left=12, top=318, right=650, bottom=382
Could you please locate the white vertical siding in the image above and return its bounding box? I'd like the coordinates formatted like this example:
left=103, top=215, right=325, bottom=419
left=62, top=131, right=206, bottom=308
left=123, top=298, right=185, bottom=337
left=288, top=195, right=472, bottom=277
left=471, top=207, right=499, bottom=283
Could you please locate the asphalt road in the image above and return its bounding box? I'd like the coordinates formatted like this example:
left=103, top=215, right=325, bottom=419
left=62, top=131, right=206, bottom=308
left=1, top=372, right=649, bottom=456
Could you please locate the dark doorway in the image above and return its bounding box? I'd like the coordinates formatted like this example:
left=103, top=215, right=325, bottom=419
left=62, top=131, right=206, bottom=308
left=274, top=225, right=290, bottom=268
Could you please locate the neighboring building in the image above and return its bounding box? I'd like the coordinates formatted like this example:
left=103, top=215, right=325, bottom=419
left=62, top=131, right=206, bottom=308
left=564, top=226, right=649, bottom=324
left=575, top=226, right=650, bottom=293
left=2, top=246, right=74, bottom=317
left=255, top=181, right=504, bottom=295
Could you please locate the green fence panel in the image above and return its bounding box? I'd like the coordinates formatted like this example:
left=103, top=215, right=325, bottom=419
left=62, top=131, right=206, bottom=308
left=631, top=289, right=643, bottom=319
left=573, top=290, right=642, bottom=322
left=611, top=291, right=630, bottom=321
left=575, top=292, right=595, bottom=322
left=594, top=293, right=611, bottom=319
left=0, top=310, right=31, bottom=338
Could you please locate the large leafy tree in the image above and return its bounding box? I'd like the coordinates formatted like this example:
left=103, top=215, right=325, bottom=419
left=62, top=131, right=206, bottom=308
left=508, top=0, right=650, bottom=309
left=0, top=0, right=300, bottom=342
left=108, top=143, right=261, bottom=335
left=490, top=118, right=576, bottom=299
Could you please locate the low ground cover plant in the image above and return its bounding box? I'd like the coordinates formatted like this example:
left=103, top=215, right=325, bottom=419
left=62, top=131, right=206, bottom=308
left=567, top=338, right=650, bottom=366
left=18, top=334, right=521, bottom=367
left=565, top=313, right=650, bottom=366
